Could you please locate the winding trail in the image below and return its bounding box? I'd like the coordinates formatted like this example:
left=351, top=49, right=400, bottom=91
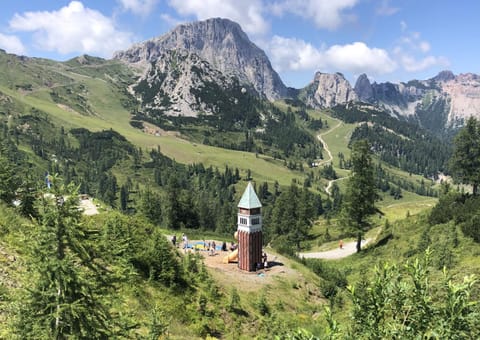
left=325, top=176, right=350, bottom=195
left=316, top=119, right=342, bottom=167
left=315, top=117, right=352, bottom=195
left=299, top=238, right=373, bottom=259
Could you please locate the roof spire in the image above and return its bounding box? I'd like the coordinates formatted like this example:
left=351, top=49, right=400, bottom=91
left=238, top=182, right=262, bottom=209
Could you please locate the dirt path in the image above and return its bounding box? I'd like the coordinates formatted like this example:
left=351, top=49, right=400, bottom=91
left=315, top=118, right=352, bottom=195
left=298, top=238, right=372, bottom=260
left=325, top=175, right=350, bottom=195
left=316, top=119, right=342, bottom=167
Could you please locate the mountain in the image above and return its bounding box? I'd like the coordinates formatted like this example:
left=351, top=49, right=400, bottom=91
left=299, top=69, right=480, bottom=134
left=301, top=72, right=358, bottom=108
left=114, top=18, right=289, bottom=100
left=352, top=71, right=480, bottom=134
left=131, top=49, right=250, bottom=117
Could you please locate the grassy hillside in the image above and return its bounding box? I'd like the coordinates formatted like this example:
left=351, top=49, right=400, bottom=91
left=0, top=201, right=330, bottom=339
left=0, top=42, right=479, bottom=338
left=0, top=52, right=308, bottom=187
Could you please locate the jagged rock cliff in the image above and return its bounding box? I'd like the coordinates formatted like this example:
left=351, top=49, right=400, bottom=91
left=132, top=49, right=251, bottom=117
left=114, top=18, right=288, bottom=100
left=302, top=72, right=358, bottom=108
left=354, top=74, right=374, bottom=102
left=351, top=71, right=480, bottom=132
left=301, top=69, right=480, bottom=133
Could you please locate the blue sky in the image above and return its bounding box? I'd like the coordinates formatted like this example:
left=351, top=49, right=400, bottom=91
left=0, top=0, right=478, bottom=88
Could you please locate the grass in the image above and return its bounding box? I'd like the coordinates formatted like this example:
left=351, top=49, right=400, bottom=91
left=1, top=82, right=303, bottom=187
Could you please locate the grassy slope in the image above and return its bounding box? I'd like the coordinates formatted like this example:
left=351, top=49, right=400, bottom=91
left=0, top=201, right=327, bottom=339
left=0, top=58, right=303, bottom=186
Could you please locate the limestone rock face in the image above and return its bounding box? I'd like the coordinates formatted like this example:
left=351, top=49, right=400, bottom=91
left=114, top=18, right=288, bottom=100
left=131, top=49, right=246, bottom=117
left=351, top=71, right=480, bottom=132
left=354, top=73, right=374, bottom=102
left=303, top=72, right=357, bottom=108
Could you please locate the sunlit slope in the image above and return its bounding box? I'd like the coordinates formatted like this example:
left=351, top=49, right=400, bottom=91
left=0, top=55, right=303, bottom=186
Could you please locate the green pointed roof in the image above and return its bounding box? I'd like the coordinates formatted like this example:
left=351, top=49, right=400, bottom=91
left=238, top=182, right=262, bottom=209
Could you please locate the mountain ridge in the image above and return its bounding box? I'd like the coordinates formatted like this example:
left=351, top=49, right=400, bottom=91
left=114, top=17, right=289, bottom=101
left=3, top=15, right=480, bottom=135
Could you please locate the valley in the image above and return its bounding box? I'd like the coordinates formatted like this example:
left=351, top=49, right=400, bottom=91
left=0, top=15, right=478, bottom=339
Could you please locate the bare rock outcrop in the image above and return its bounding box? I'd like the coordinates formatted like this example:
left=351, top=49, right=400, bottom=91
left=114, top=18, right=288, bottom=100
left=303, top=72, right=357, bottom=109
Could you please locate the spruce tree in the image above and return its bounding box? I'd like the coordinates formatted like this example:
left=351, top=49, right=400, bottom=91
left=450, top=117, right=480, bottom=195
left=16, top=176, right=116, bottom=339
left=342, top=140, right=378, bottom=252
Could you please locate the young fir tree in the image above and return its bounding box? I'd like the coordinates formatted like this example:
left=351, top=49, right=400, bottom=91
left=15, top=176, right=117, bottom=339
left=342, top=139, right=378, bottom=252
left=450, top=117, right=480, bottom=195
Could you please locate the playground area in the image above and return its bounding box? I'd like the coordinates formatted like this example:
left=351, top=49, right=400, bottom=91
left=174, top=237, right=297, bottom=290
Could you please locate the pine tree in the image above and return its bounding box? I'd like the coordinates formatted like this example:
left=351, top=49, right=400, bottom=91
left=120, top=185, right=128, bottom=212
left=450, top=117, right=480, bottom=195
left=164, top=176, right=181, bottom=229
left=15, top=176, right=116, bottom=339
left=0, top=147, right=19, bottom=204
left=342, top=140, right=378, bottom=252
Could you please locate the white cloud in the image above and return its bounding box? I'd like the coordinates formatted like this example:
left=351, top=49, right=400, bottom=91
left=266, top=36, right=397, bottom=76
left=0, top=33, right=26, bottom=55
left=167, top=0, right=268, bottom=35
left=270, top=0, right=358, bottom=30
left=9, top=1, right=134, bottom=57
left=160, top=13, right=183, bottom=27
left=266, top=36, right=323, bottom=71
left=419, top=41, right=430, bottom=53
left=399, top=55, right=449, bottom=72
left=376, top=0, right=399, bottom=16
left=325, top=42, right=397, bottom=74
left=394, top=26, right=448, bottom=73
left=400, top=21, right=407, bottom=32
left=118, top=0, right=158, bottom=16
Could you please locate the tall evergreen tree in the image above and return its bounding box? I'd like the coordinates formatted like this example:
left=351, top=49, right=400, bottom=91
left=450, top=117, right=480, bottom=195
left=342, top=140, right=378, bottom=252
left=16, top=177, right=116, bottom=339
left=120, top=185, right=128, bottom=212
left=164, top=176, right=181, bottom=229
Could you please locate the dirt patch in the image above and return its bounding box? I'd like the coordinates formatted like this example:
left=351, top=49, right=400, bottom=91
left=142, top=122, right=181, bottom=137
left=57, top=103, right=80, bottom=115
left=79, top=197, right=99, bottom=216
left=182, top=243, right=299, bottom=292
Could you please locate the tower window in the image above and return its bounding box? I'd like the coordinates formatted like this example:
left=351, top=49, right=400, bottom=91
left=239, top=217, right=248, bottom=225
left=252, top=218, right=260, bottom=225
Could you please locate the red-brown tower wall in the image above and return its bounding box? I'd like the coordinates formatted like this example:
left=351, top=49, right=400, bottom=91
left=238, top=230, right=262, bottom=271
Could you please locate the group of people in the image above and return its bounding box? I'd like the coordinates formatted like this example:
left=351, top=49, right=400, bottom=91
left=171, top=236, right=270, bottom=269
left=204, top=240, right=216, bottom=255
left=171, top=234, right=225, bottom=255
left=170, top=233, right=189, bottom=251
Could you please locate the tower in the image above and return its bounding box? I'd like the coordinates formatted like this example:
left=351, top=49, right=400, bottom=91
left=237, top=182, right=262, bottom=271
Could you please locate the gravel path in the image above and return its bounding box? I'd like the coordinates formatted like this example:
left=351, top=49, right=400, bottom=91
left=315, top=118, right=353, bottom=196
left=316, top=119, right=342, bottom=167
left=298, top=238, right=372, bottom=259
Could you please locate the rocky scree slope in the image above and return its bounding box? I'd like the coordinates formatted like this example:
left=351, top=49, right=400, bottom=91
left=114, top=17, right=288, bottom=101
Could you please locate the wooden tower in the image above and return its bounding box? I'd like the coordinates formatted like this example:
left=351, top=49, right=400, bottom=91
left=237, top=182, right=262, bottom=271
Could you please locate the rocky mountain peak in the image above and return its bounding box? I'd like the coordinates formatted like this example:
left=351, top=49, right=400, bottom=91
left=114, top=17, right=288, bottom=100
left=303, top=71, right=357, bottom=109
left=131, top=49, right=244, bottom=117
left=354, top=73, right=374, bottom=102
left=431, top=70, right=456, bottom=82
